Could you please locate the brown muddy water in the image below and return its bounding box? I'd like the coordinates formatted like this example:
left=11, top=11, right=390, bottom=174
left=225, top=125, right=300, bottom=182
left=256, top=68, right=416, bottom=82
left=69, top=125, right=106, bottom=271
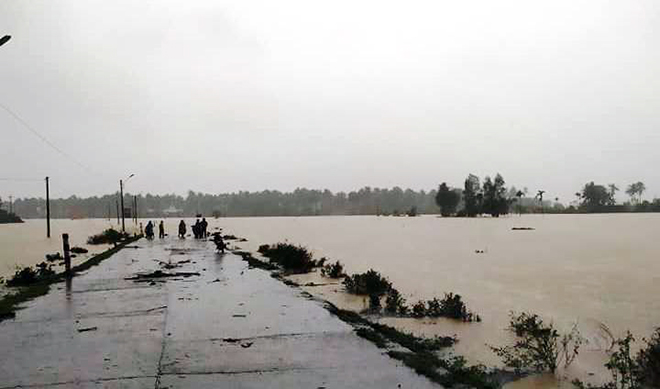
left=2, top=214, right=659, bottom=387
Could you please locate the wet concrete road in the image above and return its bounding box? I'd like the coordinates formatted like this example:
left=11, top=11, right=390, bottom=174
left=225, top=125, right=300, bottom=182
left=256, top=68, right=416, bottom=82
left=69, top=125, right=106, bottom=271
left=0, top=237, right=439, bottom=388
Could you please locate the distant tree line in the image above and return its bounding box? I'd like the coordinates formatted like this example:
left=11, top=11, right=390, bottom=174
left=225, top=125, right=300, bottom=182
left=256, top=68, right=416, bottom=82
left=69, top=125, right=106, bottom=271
left=435, top=173, right=516, bottom=217
left=8, top=179, right=658, bottom=220
left=10, top=187, right=439, bottom=219
left=565, top=180, right=660, bottom=213
left=434, top=176, right=659, bottom=217
left=0, top=197, right=23, bottom=223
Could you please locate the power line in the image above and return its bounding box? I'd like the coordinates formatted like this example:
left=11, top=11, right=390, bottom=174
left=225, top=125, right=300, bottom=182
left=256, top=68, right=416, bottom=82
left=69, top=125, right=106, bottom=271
left=0, top=177, right=44, bottom=182
left=0, top=102, right=94, bottom=174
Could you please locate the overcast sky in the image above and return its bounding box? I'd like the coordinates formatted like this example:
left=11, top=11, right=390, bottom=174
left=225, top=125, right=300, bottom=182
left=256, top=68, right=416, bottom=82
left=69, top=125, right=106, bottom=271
left=1, top=0, right=658, bottom=202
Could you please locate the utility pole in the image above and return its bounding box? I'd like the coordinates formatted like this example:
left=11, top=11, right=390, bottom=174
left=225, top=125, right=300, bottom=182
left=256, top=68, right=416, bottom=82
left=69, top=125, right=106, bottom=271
left=45, top=177, right=51, bottom=238
left=116, top=198, right=120, bottom=224
left=0, top=35, right=10, bottom=48
left=120, top=179, right=125, bottom=233
left=8, top=195, right=12, bottom=214
left=134, top=195, right=138, bottom=223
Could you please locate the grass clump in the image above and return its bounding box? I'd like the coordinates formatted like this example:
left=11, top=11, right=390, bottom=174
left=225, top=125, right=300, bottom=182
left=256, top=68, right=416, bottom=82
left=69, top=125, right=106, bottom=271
left=343, top=269, right=392, bottom=296
left=87, top=228, right=127, bottom=245
left=387, top=351, right=497, bottom=389
left=321, top=260, right=345, bottom=278
left=234, top=251, right=279, bottom=271
left=258, top=243, right=324, bottom=273
left=70, top=246, right=88, bottom=254
left=355, top=328, right=388, bottom=348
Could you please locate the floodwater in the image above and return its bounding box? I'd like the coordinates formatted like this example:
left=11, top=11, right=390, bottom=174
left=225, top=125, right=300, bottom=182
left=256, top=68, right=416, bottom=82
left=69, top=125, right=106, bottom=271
left=0, top=219, right=121, bottom=279
left=2, top=214, right=659, bottom=387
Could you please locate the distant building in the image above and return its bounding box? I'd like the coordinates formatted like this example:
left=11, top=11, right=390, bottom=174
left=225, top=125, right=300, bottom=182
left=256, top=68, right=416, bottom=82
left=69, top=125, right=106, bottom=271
left=162, top=205, right=183, bottom=217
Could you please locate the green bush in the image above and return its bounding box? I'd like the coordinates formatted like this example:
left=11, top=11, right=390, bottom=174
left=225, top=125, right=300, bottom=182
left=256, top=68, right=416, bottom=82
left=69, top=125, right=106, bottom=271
left=574, top=328, right=660, bottom=389
left=412, top=300, right=427, bottom=318
left=637, top=328, right=660, bottom=387
left=6, top=262, right=56, bottom=287
left=258, top=243, right=323, bottom=273
left=369, top=293, right=382, bottom=311
left=321, top=260, right=345, bottom=278
left=385, top=288, right=408, bottom=315
left=343, top=269, right=392, bottom=296
left=87, top=228, right=126, bottom=245
left=491, top=312, right=582, bottom=374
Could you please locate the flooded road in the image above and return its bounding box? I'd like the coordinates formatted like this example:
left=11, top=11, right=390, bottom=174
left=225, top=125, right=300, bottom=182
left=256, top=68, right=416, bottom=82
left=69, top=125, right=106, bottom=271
left=2, top=214, right=658, bottom=387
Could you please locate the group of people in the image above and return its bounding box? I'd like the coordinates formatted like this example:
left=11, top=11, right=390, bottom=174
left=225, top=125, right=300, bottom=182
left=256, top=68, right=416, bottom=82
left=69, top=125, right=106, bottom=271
left=142, top=220, right=165, bottom=240
left=177, top=218, right=208, bottom=239
left=140, top=218, right=210, bottom=240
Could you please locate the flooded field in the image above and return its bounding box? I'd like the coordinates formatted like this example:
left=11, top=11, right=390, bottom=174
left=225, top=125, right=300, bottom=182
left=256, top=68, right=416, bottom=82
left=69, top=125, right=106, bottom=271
left=218, top=214, right=660, bottom=387
left=0, top=219, right=120, bottom=279
left=2, top=214, right=659, bottom=387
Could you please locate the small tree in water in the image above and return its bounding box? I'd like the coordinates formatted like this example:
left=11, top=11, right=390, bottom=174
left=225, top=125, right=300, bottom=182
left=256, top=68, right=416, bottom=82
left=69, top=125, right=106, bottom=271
left=435, top=182, right=460, bottom=217
left=490, top=312, right=583, bottom=374
left=574, top=328, right=660, bottom=389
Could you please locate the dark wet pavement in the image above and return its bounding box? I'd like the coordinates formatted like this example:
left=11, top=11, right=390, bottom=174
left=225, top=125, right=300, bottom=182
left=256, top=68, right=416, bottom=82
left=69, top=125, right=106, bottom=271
left=0, top=237, right=439, bottom=388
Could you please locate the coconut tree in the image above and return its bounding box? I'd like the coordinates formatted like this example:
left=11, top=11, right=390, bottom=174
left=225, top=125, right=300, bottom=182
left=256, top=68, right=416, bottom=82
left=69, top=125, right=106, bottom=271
left=626, top=181, right=646, bottom=205
left=515, top=190, right=524, bottom=215
left=536, top=190, right=545, bottom=213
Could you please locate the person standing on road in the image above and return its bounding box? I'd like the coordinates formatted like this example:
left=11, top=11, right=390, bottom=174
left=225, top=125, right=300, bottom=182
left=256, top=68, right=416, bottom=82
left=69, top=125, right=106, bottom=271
left=145, top=221, right=154, bottom=239
left=178, top=220, right=186, bottom=238
left=159, top=221, right=165, bottom=239
left=200, top=218, right=208, bottom=238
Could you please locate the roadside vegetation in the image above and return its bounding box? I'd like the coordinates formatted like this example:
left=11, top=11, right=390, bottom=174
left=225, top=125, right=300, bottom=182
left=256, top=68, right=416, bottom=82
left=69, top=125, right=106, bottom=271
left=257, top=243, right=325, bottom=273
left=87, top=228, right=128, bottom=245
left=325, top=303, right=499, bottom=388
left=320, top=260, right=345, bottom=278
left=490, top=312, right=583, bottom=375
left=342, top=269, right=480, bottom=322
left=6, top=262, right=56, bottom=287
left=0, top=235, right=140, bottom=322
left=573, top=328, right=660, bottom=389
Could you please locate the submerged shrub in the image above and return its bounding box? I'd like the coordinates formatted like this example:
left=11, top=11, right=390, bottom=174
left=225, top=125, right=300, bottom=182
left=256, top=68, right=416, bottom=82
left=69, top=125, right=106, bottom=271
left=574, top=328, right=660, bottom=389
left=435, top=293, right=481, bottom=322
left=407, top=294, right=480, bottom=321
left=411, top=300, right=427, bottom=318
left=87, top=228, right=126, bottom=245
left=637, top=328, right=660, bottom=387
left=369, top=293, right=382, bottom=312
left=385, top=288, right=408, bottom=315
left=7, top=262, right=56, bottom=287
left=321, top=260, right=345, bottom=278
left=491, top=312, right=583, bottom=374
left=258, top=243, right=323, bottom=273
left=70, top=246, right=88, bottom=254
left=343, top=269, right=392, bottom=296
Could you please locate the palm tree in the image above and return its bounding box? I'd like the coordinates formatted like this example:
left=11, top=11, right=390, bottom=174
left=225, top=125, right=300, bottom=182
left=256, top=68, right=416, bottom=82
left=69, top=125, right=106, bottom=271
left=608, top=184, right=619, bottom=205
left=626, top=181, right=646, bottom=205
left=637, top=182, right=646, bottom=204
left=515, top=190, right=524, bottom=215
left=536, top=190, right=545, bottom=213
